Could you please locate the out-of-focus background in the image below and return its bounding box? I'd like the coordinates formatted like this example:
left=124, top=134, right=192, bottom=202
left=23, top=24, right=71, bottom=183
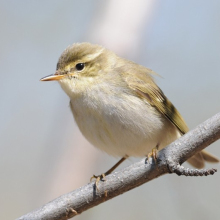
left=1, top=0, right=220, bottom=219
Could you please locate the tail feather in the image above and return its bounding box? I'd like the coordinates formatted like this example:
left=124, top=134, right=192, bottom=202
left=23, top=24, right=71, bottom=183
left=201, top=150, right=219, bottom=163
left=187, top=150, right=219, bottom=168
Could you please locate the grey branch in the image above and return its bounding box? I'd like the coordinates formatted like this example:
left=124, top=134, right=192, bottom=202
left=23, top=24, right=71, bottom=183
left=17, top=112, right=220, bottom=220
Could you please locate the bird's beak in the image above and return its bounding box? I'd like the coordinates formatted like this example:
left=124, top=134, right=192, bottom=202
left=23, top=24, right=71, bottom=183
left=40, top=72, right=65, bottom=81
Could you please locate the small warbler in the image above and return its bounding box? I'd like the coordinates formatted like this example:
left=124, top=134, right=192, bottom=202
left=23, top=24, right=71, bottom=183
left=41, top=42, right=219, bottom=180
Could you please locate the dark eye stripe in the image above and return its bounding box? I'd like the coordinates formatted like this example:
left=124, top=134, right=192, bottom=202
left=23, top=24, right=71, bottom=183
left=75, top=63, right=85, bottom=71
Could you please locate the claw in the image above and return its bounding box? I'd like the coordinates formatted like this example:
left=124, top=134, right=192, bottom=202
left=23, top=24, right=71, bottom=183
left=90, top=175, right=96, bottom=182
left=90, top=173, right=106, bottom=191
left=147, top=147, right=158, bottom=163
left=89, top=157, right=128, bottom=191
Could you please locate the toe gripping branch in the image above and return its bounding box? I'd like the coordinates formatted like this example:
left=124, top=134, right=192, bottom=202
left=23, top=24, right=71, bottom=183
left=167, top=159, right=217, bottom=176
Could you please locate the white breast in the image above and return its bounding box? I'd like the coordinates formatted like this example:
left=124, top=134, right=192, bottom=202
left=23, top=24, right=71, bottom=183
left=69, top=82, right=180, bottom=157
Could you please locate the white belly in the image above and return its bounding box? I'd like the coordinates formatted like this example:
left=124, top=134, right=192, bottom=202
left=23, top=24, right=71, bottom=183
left=70, top=90, right=180, bottom=157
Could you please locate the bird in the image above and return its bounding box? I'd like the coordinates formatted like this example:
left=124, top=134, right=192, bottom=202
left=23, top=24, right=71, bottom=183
left=41, top=42, right=219, bottom=184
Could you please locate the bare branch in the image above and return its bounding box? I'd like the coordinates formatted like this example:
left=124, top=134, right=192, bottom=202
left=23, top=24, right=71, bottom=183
left=17, top=112, right=220, bottom=220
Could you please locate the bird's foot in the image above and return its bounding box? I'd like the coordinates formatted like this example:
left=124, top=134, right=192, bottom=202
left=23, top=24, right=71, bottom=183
left=147, top=147, right=158, bottom=163
left=90, top=173, right=106, bottom=191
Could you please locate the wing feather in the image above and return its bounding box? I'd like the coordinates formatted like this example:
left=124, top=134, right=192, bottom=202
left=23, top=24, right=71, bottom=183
left=123, top=70, right=189, bottom=135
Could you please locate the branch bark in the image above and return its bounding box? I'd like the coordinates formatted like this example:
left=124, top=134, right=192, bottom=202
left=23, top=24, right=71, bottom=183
left=17, top=112, right=220, bottom=220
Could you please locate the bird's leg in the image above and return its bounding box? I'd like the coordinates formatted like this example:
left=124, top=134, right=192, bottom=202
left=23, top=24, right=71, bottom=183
left=147, top=144, right=159, bottom=163
left=90, top=156, right=128, bottom=190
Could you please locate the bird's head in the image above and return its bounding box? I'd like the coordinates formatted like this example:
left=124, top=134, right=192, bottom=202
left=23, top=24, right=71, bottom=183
left=41, top=42, right=116, bottom=97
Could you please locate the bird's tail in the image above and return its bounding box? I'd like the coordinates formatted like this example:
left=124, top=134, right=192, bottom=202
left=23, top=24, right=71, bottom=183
left=187, top=150, right=219, bottom=168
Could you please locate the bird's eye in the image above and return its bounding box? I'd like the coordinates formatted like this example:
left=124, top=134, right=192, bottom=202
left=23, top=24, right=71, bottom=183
left=75, top=63, right=85, bottom=71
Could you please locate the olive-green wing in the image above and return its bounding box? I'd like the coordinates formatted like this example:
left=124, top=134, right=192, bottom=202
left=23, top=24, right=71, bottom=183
left=125, top=74, right=189, bottom=135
